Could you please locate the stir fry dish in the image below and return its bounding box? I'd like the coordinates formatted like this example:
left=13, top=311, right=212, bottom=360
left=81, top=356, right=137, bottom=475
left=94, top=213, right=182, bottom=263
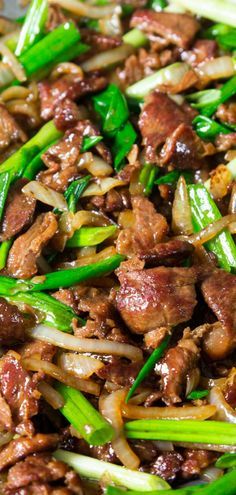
left=1, top=0, right=236, bottom=493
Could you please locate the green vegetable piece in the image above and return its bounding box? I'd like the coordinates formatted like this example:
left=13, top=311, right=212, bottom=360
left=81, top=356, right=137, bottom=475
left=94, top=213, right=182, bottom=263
left=0, top=240, right=12, bottom=271
left=148, top=0, right=167, bottom=11
left=125, top=419, right=236, bottom=445
left=17, top=254, right=125, bottom=292
left=126, top=334, right=171, bottom=403
left=64, top=175, right=91, bottom=213
left=193, top=115, right=230, bottom=140
left=54, top=450, right=170, bottom=491
left=0, top=172, right=11, bottom=222
left=155, top=170, right=193, bottom=185
left=202, top=75, right=236, bottom=118
left=215, top=453, right=236, bottom=469
left=106, top=487, right=198, bottom=495
left=93, top=84, right=129, bottom=135
left=57, top=383, right=114, bottom=445
left=171, top=0, right=236, bottom=27
left=187, top=390, right=209, bottom=400
left=81, top=135, right=103, bottom=152
left=15, top=0, right=48, bottom=56
left=188, top=184, right=236, bottom=271
left=66, top=226, right=117, bottom=248
left=140, top=164, right=159, bottom=196
left=113, top=121, right=137, bottom=172
left=123, top=28, right=148, bottom=48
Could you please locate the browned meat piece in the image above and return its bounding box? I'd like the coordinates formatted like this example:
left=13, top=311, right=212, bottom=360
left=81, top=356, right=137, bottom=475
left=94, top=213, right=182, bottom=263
left=139, top=92, right=193, bottom=163
left=216, top=102, right=236, bottom=127
left=0, top=434, right=59, bottom=471
left=201, top=270, right=236, bottom=359
left=7, top=212, right=58, bottom=279
left=215, top=132, right=236, bottom=151
left=0, top=298, right=31, bottom=346
left=81, top=29, right=121, bottom=52
left=0, top=352, right=40, bottom=426
left=89, top=444, right=117, bottom=464
left=0, top=392, right=12, bottom=431
left=132, top=440, right=158, bottom=463
left=116, top=266, right=197, bottom=334
left=54, top=99, right=81, bottom=131
left=4, top=453, right=83, bottom=494
left=38, top=73, right=107, bottom=120
left=156, top=337, right=200, bottom=405
left=160, top=123, right=206, bottom=169
left=140, top=239, right=194, bottom=267
left=149, top=451, right=183, bottom=481
left=224, top=376, right=236, bottom=409
left=46, top=4, right=68, bottom=31
left=91, top=188, right=131, bottom=213
left=76, top=290, right=117, bottom=339
left=76, top=119, right=112, bottom=165
left=182, top=39, right=218, bottom=66
left=97, top=360, right=141, bottom=386
left=39, top=129, right=83, bottom=192
left=0, top=179, right=36, bottom=241
left=19, top=340, right=56, bottom=362
left=0, top=104, right=27, bottom=152
left=117, top=195, right=168, bottom=257
left=181, top=449, right=216, bottom=478
left=131, top=10, right=200, bottom=48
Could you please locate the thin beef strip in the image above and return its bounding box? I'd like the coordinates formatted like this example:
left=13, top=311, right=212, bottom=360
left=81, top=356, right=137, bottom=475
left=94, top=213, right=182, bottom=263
left=181, top=449, right=217, bottom=479
left=116, top=195, right=168, bottom=257
left=139, top=92, right=205, bottom=166
left=0, top=298, right=32, bottom=346
left=81, top=28, right=121, bottom=52
left=140, top=239, right=194, bottom=267
left=97, top=359, right=141, bottom=386
left=216, top=102, right=236, bottom=127
left=182, top=39, right=218, bottom=67
left=0, top=104, right=27, bottom=153
left=0, top=179, right=36, bottom=241
left=54, top=99, right=82, bottom=131
left=130, top=10, right=200, bottom=49
left=149, top=451, right=184, bottom=481
left=4, top=453, right=83, bottom=495
left=116, top=265, right=197, bottom=334
left=214, top=132, right=236, bottom=151
left=201, top=270, right=236, bottom=359
left=156, top=335, right=200, bottom=404
left=38, top=73, right=107, bottom=120
left=0, top=392, right=13, bottom=432
left=7, top=212, right=58, bottom=279
left=0, top=434, right=59, bottom=471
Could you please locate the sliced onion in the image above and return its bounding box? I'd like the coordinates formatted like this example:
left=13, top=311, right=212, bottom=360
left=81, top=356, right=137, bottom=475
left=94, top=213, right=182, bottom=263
left=205, top=164, right=232, bottom=200
left=22, top=181, right=68, bottom=211
left=209, top=386, right=236, bottom=424
left=82, top=44, right=133, bottom=72
left=58, top=352, right=104, bottom=378
left=49, top=0, right=116, bottom=18
left=100, top=389, right=140, bottom=469
left=0, top=42, right=26, bottom=82
left=0, top=432, right=13, bottom=448
left=175, top=441, right=236, bottom=453
left=50, top=62, right=83, bottom=81
left=172, top=176, right=193, bottom=235
left=38, top=381, right=65, bottom=409
left=60, top=246, right=117, bottom=268
left=99, top=8, right=122, bottom=37
left=22, top=357, right=100, bottom=396
left=201, top=467, right=223, bottom=482
left=81, top=178, right=125, bottom=197
left=122, top=404, right=216, bottom=420
left=0, top=86, right=31, bottom=102
left=129, top=390, right=152, bottom=405
left=188, top=214, right=236, bottom=246
left=30, top=325, right=143, bottom=362
left=195, top=56, right=235, bottom=82
left=78, top=153, right=113, bottom=177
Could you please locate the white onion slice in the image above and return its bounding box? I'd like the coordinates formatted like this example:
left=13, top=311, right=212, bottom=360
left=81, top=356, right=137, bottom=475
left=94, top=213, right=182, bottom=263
left=48, top=0, right=116, bottom=18
left=38, top=381, right=65, bottom=409
left=82, top=44, right=133, bottom=72
left=209, top=386, right=236, bottom=424
left=172, top=176, right=193, bottom=235
left=22, top=181, right=68, bottom=211
left=0, top=42, right=26, bottom=82
left=81, top=178, right=125, bottom=197
left=122, top=404, right=216, bottom=420
left=195, top=56, right=235, bottom=82
left=58, top=352, right=104, bottom=378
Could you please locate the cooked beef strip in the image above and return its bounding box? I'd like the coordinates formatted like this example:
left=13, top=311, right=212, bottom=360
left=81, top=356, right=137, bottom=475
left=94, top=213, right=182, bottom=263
left=116, top=195, right=168, bottom=257
left=97, top=359, right=141, bottom=386
left=19, top=341, right=56, bottom=363
left=0, top=392, right=13, bottom=431
left=46, top=4, right=68, bottom=32
left=116, top=265, right=197, bottom=334
left=139, top=239, right=194, bottom=267
left=0, top=179, right=36, bottom=241
left=54, top=99, right=82, bottom=131
left=201, top=270, right=236, bottom=359
left=160, top=123, right=207, bottom=170
left=224, top=377, right=236, bottom=409
left=181, top=449, right=217, bottom=479
left=149, top=451, right=184, bottom=481
left=156, top=336, right=200, bottom=404
left=81, top=29, right=122, bottom=52
left=0, top=298, right=31, bottom=346
left=7, top=212, right=58, bottom=279
left=91, top=188, right=131, bottom=213
left=0, top=352, right=40, bottom=427
left=0, top=434, right=59, bottom=471
left=0, top=104, right=27, bottom=152
left=216, top=102, right=236, bottom=127
left=214, top=132, right=236, bottom=151
left=38, top=73, right=107, bottom=120
left=130, top=10, right=200, bottom=48
left=182, top=39, right=218, bottom=66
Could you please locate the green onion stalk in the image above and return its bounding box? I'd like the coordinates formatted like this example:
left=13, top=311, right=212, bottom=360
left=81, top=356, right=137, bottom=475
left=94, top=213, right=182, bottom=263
left=66, top=225, right=117, bottom=248
left=171, top=0, right=236, bottom=27
left=15, top=0, right=48, bottom=57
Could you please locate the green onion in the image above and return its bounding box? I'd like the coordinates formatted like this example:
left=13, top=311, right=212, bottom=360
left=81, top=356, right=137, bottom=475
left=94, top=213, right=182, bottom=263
left=171, top=0, right=236, bottom=27
left=125, top=419, right=236, bottom=445
left=0, top=240, right=12, bottom=271
left=122, top=28, right=149, bottom=48
left=66, top=225, right=117, bottom=248
left=82, top=135, right=103, bottom=152
left=54, top=450, right=170, bottom=491
left=15, top=0, right=48, bottom=57
left=64, top=175, right=91, bottom=213
left=126, top=334, right=171, bottom=403
left=200, top=75, right=236, bottom=118
left=126, top=62, right=189, bottom=100
left=0, top=172, right=11, bottom=222
left=148, top=0, right=167, bottom=10
left=140, top=164, right=159, bottom=196
left=155, top=170, right=193, bottom=186
left=188, top=184, right=236, bottom=271
left=56, top=383, right=114, bottom=445
left=187, top=89, right=221, bottom=111
left=113, top=121, right=137, bottom=172
left=17, top=254, right=124, bottom=292
left=106, top=487, right=198, bottom=495
left=93, top=84, right=129, bottom=136
left=19, top=22, right=81, bottom=78
left=193, top=115, right=231, bottom=140
left=215, top=453, right=236, bottom=468
left=187, top=390, right=209, bottom=400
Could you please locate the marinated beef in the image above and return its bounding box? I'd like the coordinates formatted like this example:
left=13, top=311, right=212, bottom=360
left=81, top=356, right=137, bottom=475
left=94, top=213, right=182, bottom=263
left=182, top=39, right=218, bottom=66
left=160, top=123, right=206, bottom=169
left=181, top=449, right=217, bottom=479
left=216, top=102, right=236, bottom=127
left=0, top=179, right=36, bottom=241
left=54, top=99, right=81, bottom=131
left=140, top=239, right=194, bottom=267
left=0, top=298, right=30, bottom=346
left=0, top=434, right=59, bottom=471
left=97, top=360, right=141, bottom=386
left=0, top=392, right=13, bottom=431
left=149, top=451, right=183, bottom=481
left=201, top=270, right=236, bottom=359
left=81, top=29, right=122, bottom=52
left=0, top=104, right=27, bottom=152
left=131, top=10, right=200, bottom=48
left=7, top=212, right=58, bottom=279
left=214, top=132, right=236, bottom=151
left=116, top=266, right=197, bottom=334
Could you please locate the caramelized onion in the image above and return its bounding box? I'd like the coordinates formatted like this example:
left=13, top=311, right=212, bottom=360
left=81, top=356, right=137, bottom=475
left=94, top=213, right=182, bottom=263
left=22, top=181, right=68, bottom=211
left=122, top=404, right=216, bottom=420
left=188, top=214, right=236, bottom=246
left=38, top=381, right=65, bottom=409
left=172, top=176, right=193, bottom=235
left=78, top=153, right=113, bottom=177
left=100, top=390, right=140, bottom=469
left=58, top=353, right=104, bottom=378
left=0, top=42, right=26, bottom=82
left=81, top=178, right=125, bottom=197
left=195, top=56, right=235, bottom=83
left=49, top=0, right=116, bottom=18
left=209, top=386, right=236, bottom=424
left=82, top=45, right=133, bottom=72
left=30, top=325, right=143, bottom=362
